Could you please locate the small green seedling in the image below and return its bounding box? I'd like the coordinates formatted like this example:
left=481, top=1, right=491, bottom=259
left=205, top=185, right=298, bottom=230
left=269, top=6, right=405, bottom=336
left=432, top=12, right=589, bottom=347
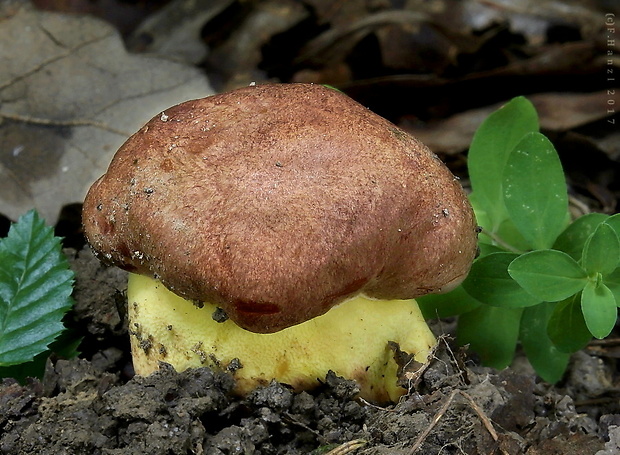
left=419, top=97, right=620, bottom=383
left=0, top=210, right=77, bottom=380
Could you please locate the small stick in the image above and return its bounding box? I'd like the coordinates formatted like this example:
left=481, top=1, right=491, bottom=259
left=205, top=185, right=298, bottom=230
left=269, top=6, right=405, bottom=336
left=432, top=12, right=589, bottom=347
left=0, top=111, right=131, bottom=137
left=325, top=439, right=367, bottom=455
left=358, top=397, right=392, bottom=411
left=282, top=412, right=324, bottom=440
left=459, top=391, right=498, bottom=442
left=588, top=337, right=620, bottom=346
left=407, top=390, right=500, bottom=454
left=408, top=389, right=459, bottom=454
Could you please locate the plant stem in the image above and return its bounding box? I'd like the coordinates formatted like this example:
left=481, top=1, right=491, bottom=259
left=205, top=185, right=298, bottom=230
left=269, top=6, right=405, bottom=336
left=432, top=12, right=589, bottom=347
left=479, top=228, right=525, bottom=254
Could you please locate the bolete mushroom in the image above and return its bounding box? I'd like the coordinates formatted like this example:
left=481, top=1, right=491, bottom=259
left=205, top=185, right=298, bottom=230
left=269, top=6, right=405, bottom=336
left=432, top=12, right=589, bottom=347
left=82, top=83, right=478, bottom=402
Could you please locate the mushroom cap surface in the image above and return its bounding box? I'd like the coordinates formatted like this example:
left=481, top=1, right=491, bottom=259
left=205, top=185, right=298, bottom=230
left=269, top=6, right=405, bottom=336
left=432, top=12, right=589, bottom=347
left=82, top=83, right=478, bottom=333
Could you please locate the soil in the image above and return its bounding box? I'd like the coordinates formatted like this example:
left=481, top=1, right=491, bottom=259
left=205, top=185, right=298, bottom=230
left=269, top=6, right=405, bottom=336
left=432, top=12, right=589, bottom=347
left=1, top=246, right=619, bottom=454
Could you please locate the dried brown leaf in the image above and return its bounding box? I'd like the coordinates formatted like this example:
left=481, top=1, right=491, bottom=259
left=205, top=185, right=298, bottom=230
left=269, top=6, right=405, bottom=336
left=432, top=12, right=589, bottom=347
left=0, top=1, right=213, bottom=223
left=126, top=0, right=235, bottom=64
left=205, top=0, right=309, bottom=89
left=401, top=90, right=616, bottom=155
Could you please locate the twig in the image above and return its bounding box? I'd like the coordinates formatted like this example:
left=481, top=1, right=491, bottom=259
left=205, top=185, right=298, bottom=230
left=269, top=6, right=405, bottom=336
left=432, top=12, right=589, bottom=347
left=587, top=337, right=620, bottom=347
left=407, top=390, right=500, bottom=454
left=358, top=397, right=393, bottom=411
left=295, top=10, right=430, bottom=64
left=283, top=412, right=322, bottom=437
left=439, top=336, right=470, bottom=387
left=408, top=389, right=459, bottom=454
left=0, top=111, right=131, bottom=137
left=568, top=194, right=591, bottom=217
left=459, top=391, right=498, bottom=442
left=325, top=439, right=366, bottom=455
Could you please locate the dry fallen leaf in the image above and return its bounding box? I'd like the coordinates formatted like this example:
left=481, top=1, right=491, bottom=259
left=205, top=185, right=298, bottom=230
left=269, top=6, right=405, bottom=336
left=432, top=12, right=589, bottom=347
left=401, top=90, right=617, bottom=155
left=0, top=1, right=214, bottom=224
left=204, top=0, right=309, bottom=90
left=126, top=0, right=235, bottom=64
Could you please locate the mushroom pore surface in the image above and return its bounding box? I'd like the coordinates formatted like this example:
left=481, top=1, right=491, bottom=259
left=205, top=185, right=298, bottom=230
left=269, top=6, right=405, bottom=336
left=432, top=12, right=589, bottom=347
left=82, top=83, right=478, bottom=333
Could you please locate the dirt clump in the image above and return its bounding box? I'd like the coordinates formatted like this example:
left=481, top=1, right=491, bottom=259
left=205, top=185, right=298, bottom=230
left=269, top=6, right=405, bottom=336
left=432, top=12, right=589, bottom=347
left=0, top=247, right=617, bottom=454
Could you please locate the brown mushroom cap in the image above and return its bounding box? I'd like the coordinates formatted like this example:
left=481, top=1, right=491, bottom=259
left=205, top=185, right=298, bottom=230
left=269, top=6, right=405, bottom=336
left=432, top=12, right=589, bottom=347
left=82, top=83, right=478, bottom=333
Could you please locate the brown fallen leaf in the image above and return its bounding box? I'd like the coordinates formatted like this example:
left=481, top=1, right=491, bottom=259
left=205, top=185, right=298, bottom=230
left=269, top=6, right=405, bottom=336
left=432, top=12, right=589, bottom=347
left=125, top=0, right=235, bottom=64
left=401, top=90, right=617, bottom=155
left=204, top=0, right=309, bottom=90
left=0, top=0, right=214, bottom=224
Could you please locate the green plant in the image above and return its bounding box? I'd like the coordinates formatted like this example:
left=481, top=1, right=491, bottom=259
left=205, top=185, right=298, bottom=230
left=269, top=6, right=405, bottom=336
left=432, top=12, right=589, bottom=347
left=0, top=209, right=78, bottom=381
left=419, top=96, right=620, bottom=383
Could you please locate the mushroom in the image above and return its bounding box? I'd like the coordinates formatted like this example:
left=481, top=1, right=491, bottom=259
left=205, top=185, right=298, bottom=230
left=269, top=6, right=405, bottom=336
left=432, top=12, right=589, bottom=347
left=82, top=83, right=478, bottom=402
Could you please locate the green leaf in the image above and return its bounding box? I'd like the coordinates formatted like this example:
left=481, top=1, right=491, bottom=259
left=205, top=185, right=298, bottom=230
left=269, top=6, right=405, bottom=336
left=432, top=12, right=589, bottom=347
left=547, top=295, right=592, bottom=353
left=0, top=331, right=81, bottom=382
left=502, top=132, right=569, bottom=249
left=462, top=252, right=541, bottom=308
left=582, top=222, right=620, bottom=275
left=418, top=285, right=481, bottom=319
left=457, top=305, right=522, bottom=369
left=476, top=216, right=531, bottom=254
left=0, top=210, right=74, bottom=367
left=520, top=303, right=570, bottom=383
left=508, top=250, right=588, bottom=302
left=494, top=218, right=532, bottom=253
left=581, top=280, right=617, bottom=339
left=604, top=268, right=620, bottom=305
left=553, top=213, right=609, bottom=261
left=477, top=242, right=506, bottom=257
left=468, top=96, right=539, bottom=233
left=604, top=213, right=620, bottom=239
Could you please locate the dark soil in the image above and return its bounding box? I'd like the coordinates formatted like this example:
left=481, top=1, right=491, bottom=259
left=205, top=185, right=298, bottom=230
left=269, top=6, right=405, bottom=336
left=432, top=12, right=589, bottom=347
left=1, top=246, right=619, bottom=454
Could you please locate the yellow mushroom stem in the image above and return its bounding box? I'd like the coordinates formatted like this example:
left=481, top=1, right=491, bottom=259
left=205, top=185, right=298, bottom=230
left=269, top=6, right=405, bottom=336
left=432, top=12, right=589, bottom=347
left=127, top=273, right=437, bottom=403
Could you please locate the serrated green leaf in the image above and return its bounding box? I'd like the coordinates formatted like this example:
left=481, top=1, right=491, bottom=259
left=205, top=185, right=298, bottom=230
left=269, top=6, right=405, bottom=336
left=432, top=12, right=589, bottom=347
left=502, top=132, right=569, bottom=250
left=462, top=252, right=541, bottom=308
left=508, top=250, right=588, bottom=302
left=547, top=295, right=591, bottom=353
left=0, top=210, right=74, bottom=367
left=457, top=305, right=522, bottom=369
left=553, top=213, right=609, bottom=261
left=418, top=285, right=481, bottom=319
left=581, top=281, right=617, bottom=339
left=0, top=331, right=81, bottom=382
left=520, top=303, right=570, bottom=383
left=582, top=222, right=620, bottom=276
left=468, top=96, right=539, bottom=233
